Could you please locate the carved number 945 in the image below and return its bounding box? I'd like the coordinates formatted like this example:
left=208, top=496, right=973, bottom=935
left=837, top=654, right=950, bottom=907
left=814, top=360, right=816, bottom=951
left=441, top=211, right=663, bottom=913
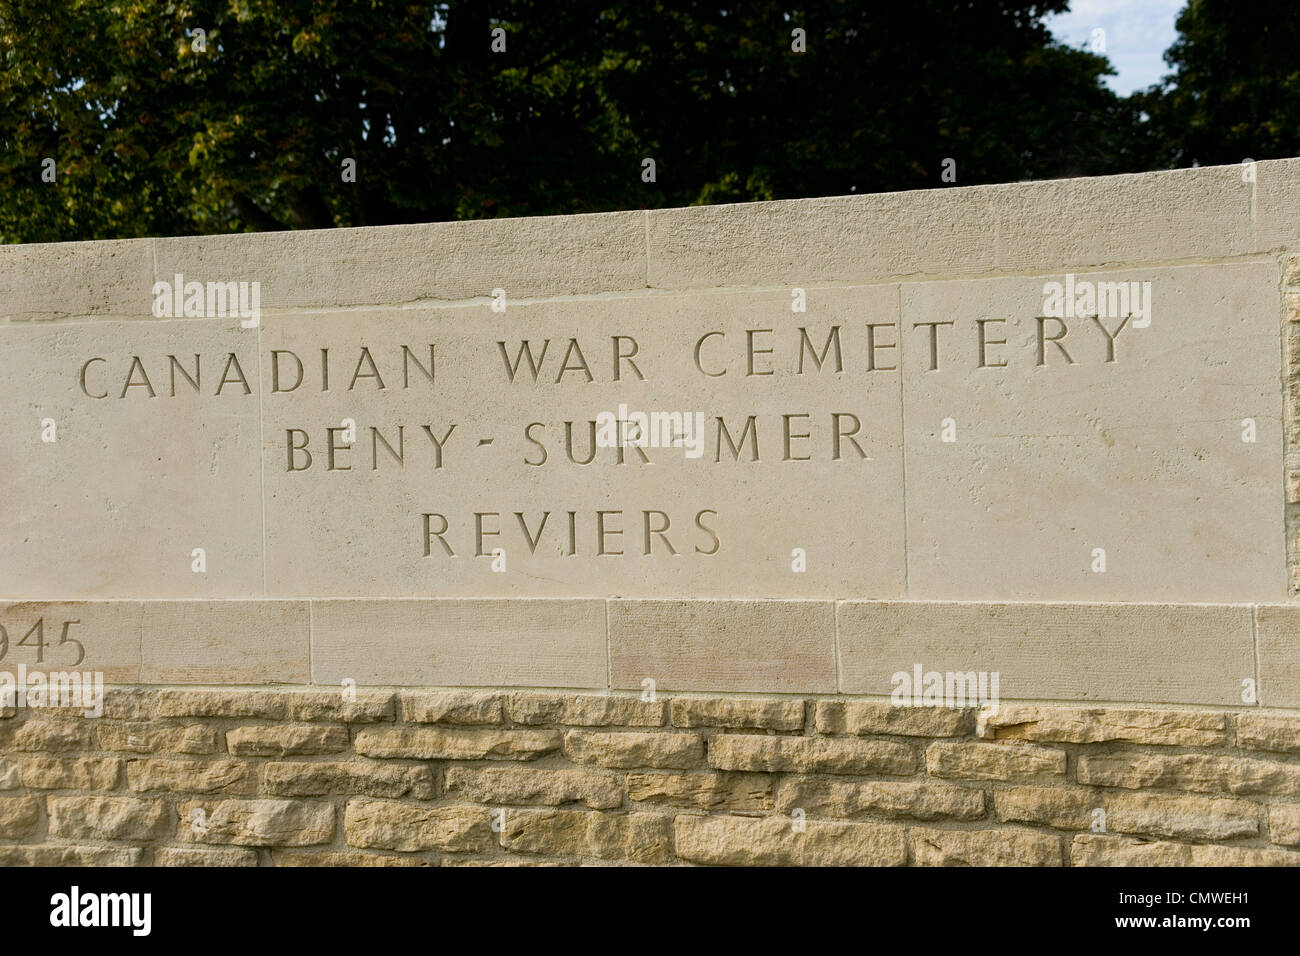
left=0, top=619, right=86, bottom=666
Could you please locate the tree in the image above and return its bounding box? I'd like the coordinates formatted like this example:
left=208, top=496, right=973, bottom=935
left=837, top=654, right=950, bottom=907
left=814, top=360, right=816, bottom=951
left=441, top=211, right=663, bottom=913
left=0, top=0, right=1126, bottom=242
left=1133, top=0, right=1300, bottom=169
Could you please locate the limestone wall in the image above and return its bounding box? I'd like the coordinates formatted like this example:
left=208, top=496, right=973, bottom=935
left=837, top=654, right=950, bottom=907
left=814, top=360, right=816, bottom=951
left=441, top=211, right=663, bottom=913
left=4, top=159, right=1300, bottom=865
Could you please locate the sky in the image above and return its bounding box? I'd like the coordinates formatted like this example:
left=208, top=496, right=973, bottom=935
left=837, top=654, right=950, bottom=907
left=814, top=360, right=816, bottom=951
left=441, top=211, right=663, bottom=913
left=1046, top=0, right=1185, bottom=96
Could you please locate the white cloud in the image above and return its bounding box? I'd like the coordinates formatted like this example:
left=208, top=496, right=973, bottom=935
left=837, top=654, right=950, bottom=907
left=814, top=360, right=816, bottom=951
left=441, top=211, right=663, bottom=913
left=1046, top=0, right=1186, bottom=95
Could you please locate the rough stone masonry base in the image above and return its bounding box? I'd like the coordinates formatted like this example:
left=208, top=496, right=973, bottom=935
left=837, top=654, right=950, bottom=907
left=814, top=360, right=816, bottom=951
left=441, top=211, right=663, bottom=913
left=2, top=688, right=1299, bottom=867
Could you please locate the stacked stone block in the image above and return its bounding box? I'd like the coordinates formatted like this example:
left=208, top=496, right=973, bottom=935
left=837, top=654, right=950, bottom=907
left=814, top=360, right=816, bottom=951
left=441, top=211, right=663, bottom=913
left=2, top=689, right=1298, bottom=866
